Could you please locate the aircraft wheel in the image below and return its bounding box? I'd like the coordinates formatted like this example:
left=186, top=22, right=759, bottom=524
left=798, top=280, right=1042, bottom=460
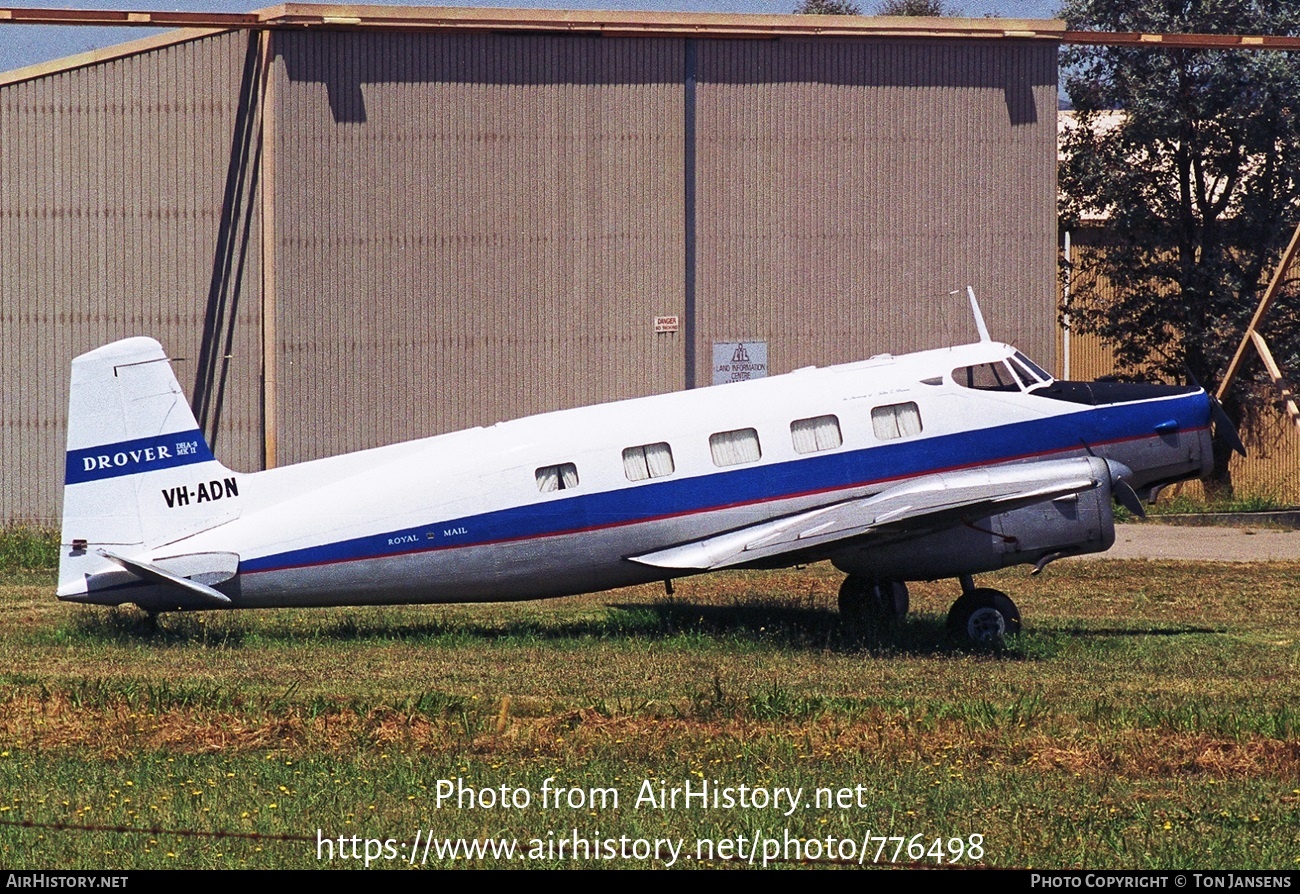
left=839, top=575, right=908, bottom=632
left=947, top=588, right=1021, bottom=646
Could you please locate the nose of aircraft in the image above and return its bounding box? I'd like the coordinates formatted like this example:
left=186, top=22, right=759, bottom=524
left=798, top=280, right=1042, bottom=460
left=1135, top=382, right=1244, bottom=490
left=1192, top=388, right=1218, bottom=480
left=1041, top=377, right=1240, bottom=498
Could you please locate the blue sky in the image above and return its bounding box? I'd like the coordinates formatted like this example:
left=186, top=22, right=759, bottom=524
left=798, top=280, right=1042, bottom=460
left=0, top=0, right=1064, bottom=73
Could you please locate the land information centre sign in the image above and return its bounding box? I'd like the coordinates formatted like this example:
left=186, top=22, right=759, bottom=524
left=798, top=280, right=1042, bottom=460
left=712, top=342, right=768, bottom=386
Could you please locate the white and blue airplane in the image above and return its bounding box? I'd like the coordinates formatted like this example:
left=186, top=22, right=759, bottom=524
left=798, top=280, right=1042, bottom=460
left=56, top=294, right=1241, bottom=643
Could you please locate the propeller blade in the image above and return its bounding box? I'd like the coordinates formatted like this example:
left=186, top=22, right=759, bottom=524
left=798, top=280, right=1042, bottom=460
left=1210, top=397, right=1247, bottom=457
left=1100, top=458, right=1146, bottom=518
left=1114, top=479, right=1146, bottom=518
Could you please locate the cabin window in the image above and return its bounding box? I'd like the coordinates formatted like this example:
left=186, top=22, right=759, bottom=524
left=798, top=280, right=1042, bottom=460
left=623, top=442, right=675, bottom=481
left=790, top=415, right=842, bottom=454
left=709, top=428, right=761, bottom=467
left=953, top=362, right=1020, bottom=392
left=535, top=462, right=579, bottom=492
left=871, top=402, right=923, bottom=440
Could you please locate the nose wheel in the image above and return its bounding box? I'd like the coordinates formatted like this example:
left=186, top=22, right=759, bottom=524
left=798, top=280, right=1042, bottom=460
left=947, top=587, right=1021, bottom=646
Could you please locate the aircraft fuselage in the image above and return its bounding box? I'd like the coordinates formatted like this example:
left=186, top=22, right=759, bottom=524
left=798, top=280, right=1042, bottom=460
left=57, top=338, right=1212, bottom=615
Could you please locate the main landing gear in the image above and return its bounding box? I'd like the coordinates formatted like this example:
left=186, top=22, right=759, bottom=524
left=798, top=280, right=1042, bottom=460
left=837, top=573, right=1021, bottom=645
left=838, top=575, right=908, bottom=634
left=946, top=575, right=1021, bottom=646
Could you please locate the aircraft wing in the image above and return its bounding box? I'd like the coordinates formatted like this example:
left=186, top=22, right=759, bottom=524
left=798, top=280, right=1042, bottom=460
left=628, top=455, right=1112, bottom=571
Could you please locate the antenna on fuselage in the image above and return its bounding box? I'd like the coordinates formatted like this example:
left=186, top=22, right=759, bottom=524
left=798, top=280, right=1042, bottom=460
left=966, top=286, right=991, bottom=343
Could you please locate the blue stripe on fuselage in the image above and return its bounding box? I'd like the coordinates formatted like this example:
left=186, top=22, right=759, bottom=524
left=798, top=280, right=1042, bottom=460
left=239, top=392, right=1209, bottom=575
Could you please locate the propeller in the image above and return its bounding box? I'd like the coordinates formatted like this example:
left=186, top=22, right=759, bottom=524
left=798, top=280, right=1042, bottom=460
left=1080, top=440, right=1146, bottom=518
left=1210, top=397, right=1247, bottom=457
left=1105, top=460, right=1147, bottom=518
left=1184, top=367, right=1247, bottom=457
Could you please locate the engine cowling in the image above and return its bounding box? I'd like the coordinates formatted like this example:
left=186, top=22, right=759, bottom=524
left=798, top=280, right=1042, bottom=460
left=831, top=481, right=1116, bottom=581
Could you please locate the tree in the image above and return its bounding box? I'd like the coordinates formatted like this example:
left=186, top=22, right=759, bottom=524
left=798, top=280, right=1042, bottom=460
left=792, top=0, right=953, bottom=18
left=1059, top=0, right=1300, bottom=493
left=876, top=0, right=953, bottom=15
left=794, top=0, right=863, bottom=14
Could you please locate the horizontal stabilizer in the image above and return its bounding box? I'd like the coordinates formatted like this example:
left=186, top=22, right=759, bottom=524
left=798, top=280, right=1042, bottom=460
left=629, top=456, right=1110, bottom=571
left=95, top=549, right=235, bottom=605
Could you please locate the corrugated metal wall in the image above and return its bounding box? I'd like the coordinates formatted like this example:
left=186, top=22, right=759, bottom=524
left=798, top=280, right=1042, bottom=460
left=267, top=30, right=1057, bottom=464
left=270, top=31, right=686, bottom=461
left=1, top=25, right=1061, bottom=519
left=697, top=39, right=1058, bottom=375
left=0, top=31, right=264, bottom=523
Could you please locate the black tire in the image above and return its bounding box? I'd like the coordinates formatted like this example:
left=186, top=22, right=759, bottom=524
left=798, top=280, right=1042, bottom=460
left=947, top=587, right=1021, bottom=645
left=839, top=576, right=909, bottom=631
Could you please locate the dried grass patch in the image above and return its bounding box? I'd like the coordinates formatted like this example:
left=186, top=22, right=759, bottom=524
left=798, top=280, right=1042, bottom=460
left=6, top=692, right=1297, bottom=784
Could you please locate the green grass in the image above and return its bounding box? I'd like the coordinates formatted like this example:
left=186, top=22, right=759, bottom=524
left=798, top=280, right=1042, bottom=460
left=0, top=524, right=58, bottom=572
left=1112, top=488, right=1292, bottom=523
left=1, top=561, right=1298, bottom=869
left=1146, top=489, right=1290, bottom=516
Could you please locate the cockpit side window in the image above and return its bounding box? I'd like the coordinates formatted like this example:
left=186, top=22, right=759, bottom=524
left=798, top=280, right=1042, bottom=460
left=952, top=362, right=1020, bottom=392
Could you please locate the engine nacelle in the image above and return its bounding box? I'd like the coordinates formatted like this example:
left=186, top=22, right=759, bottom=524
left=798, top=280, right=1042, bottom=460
left=831, top=482, right=1116, bottom=581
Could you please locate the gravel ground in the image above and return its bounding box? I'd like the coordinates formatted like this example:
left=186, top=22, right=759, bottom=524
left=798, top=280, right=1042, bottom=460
left=1082, top=523, right=1300, bottom=562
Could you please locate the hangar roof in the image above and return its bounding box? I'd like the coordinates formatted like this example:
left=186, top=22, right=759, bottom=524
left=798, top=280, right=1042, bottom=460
left=0, top=4, right=1065, bottom=86
left=3, top=1, right=1295, bottom=88
left=0, top=4, right=1065, bottom=38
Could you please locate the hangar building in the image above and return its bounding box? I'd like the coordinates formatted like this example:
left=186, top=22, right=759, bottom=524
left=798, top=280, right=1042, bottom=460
left=0, top=5, right=1062, bottom=521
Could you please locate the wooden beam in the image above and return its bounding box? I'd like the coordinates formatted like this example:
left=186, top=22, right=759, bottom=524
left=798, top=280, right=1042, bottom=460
left=1250, top=332, right=1300, bottom=431
left=0, top=7, right=261, bottom=27
left=1218, top=219, right=1300, bottom=400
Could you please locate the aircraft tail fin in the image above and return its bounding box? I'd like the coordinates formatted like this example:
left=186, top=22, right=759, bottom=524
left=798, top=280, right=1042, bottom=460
left=58, top=338, right=243, bottom=599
